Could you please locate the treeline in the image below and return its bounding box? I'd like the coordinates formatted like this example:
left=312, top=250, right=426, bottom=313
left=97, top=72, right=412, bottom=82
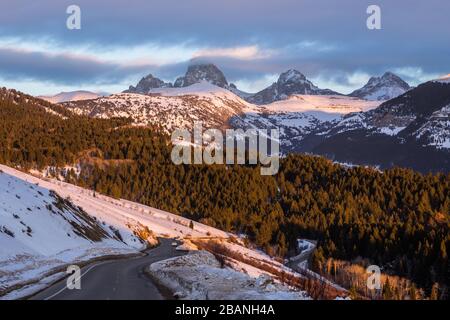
left=1, top=88, right=449, bottom=298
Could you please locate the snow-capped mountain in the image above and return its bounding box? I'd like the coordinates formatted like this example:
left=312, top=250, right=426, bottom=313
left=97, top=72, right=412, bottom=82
left=174, top=63, right=229, bottom=88
left=35, top=65, right=450, bottom=172
left=38, top=91, right=106, bottom=103
left=245, top=69, right=340, bottom=105
left=349, top=72, right=411, bottom=101
left=61, top=81, right=379, bottom=151
left=124, top=63, right=234, bottom=95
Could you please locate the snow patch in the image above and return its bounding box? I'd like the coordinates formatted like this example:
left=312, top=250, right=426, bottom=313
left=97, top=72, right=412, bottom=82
left=148, top=251, right=310, bottom=300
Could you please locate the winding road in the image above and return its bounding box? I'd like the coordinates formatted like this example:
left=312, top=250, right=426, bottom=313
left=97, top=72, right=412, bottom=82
left=30, top=238, right=184, bottom=300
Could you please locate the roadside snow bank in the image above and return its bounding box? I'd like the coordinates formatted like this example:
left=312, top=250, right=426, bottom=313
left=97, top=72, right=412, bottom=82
left=176, top=239, right=198, bottom=251
left=147, top=251, right=310, bottom=300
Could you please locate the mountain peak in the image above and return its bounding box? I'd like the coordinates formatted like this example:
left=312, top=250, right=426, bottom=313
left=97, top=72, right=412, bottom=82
left=174, top=63, right=228, bottom=88
left=278, top=69, right=307, bottom=84
left=125, top=74, right=172, bottom=94
left=246, top=69, right=339, bottom=104
left=350, top=72, right=410, bottom=101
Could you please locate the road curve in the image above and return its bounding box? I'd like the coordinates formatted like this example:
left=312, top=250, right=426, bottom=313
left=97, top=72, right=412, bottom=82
left=30, top=238, right=184, bottom=300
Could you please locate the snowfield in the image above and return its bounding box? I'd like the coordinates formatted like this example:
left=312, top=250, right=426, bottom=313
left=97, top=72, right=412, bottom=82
left=148, top=251, right=310, bottom=300
left=262, top=94, right=380, bottom=115
left=233, top=94, right=380, bottom=149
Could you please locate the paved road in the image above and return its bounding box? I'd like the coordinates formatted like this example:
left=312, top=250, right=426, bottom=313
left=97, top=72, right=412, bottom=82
left=30, top=238, right=184, bottom=300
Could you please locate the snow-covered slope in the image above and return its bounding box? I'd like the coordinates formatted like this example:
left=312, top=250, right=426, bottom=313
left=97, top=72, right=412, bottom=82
left=148, top=251, right=310, bottom=300
left=349, top=72, right=410, bottom=101
left=413, top=105, right=450, bottom=149
left=38, top=91, right=106, bottom=104
left=62, top=82, right=255, bottom=133
left=0, top=168, right=143, bottom=297
left=0, top=164, right=231, bottom=298
left=232, top=94, right=381, bottom=150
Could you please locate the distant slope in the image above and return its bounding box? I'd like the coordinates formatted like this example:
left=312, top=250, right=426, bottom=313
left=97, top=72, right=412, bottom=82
left=311, top=80, right=450, bottom=172
left=232, top=94, right=381, bottom=151
left=38, top=91, right=106, bottom=103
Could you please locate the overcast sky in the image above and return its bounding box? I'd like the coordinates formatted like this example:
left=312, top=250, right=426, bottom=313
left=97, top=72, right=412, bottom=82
left=0, top=0, right=449, bottom=95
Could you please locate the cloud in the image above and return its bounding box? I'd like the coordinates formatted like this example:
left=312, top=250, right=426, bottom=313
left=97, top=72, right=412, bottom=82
left=193, top=45, right=275, bottom=60
left=1, top=0, right=449, bottom=94
left=0, top=47, right=150, bottom=85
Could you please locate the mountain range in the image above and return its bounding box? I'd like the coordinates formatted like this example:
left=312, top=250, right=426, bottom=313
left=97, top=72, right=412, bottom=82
left=36, top=64, right=450, bottom=173
left=123, top=63, right=412, bottom=103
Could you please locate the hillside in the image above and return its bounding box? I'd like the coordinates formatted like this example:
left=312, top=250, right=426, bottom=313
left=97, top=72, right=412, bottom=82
left=0, top=165, right=325, bottom=300
left=62, top=82, right=254, bottom=133
left=311, top=80, right=450, bottom=172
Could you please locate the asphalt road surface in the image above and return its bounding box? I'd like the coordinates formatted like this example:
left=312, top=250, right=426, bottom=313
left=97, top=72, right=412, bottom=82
left=30, top=238, right=184, bottom=300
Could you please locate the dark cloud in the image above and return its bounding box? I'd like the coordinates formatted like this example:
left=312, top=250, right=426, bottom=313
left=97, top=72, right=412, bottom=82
left=0, top=48, right=152, bottom=85
left=1, top=0, right=449, bottom=91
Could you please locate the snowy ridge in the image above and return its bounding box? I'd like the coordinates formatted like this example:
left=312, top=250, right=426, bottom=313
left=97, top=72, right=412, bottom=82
left=38, top=91, right=106, bottom=104
left=433, top=74, right=450, bottom=84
